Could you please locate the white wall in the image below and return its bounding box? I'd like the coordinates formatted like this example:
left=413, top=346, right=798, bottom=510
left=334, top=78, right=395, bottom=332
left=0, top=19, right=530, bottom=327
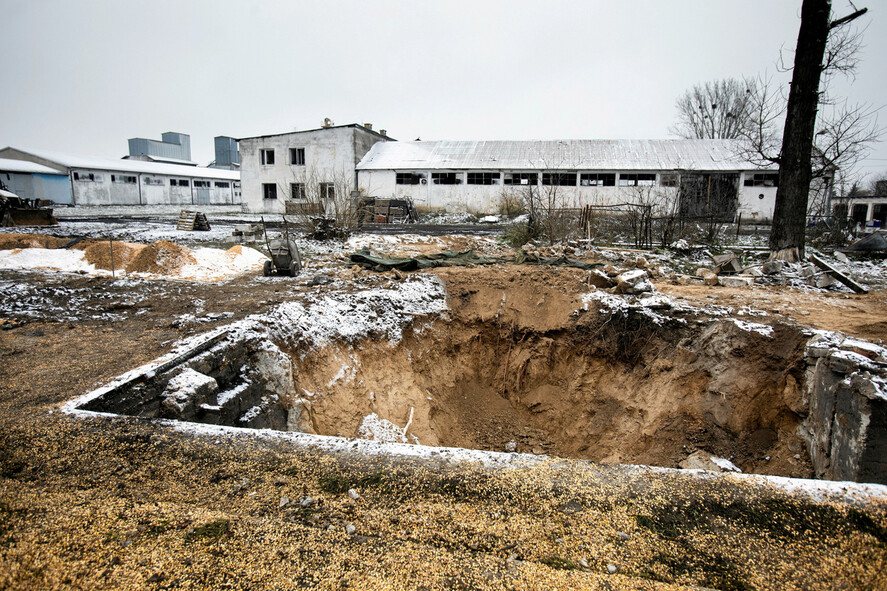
left=71, top=170, right=239, bottom=206
left=241, top=127, right=357, bottom=214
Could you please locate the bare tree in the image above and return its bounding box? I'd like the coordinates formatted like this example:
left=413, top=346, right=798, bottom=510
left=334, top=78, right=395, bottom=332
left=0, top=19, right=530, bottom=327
left=670, top=78, right=756, bottom=139
left=768, top=0, right=870, bottom=261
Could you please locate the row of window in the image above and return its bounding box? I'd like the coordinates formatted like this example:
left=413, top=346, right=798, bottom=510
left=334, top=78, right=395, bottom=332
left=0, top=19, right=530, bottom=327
left=73, top=172, right=235, bottom=189
left=394, top=171, right=666, bottom=187
left=263, top=182, right=336, bottom=200
left=261, top=147, right=306, bottom=166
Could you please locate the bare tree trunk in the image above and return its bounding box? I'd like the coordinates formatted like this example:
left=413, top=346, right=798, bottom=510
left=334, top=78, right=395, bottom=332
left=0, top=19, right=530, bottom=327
left=769, top=0, right=832, bottom=262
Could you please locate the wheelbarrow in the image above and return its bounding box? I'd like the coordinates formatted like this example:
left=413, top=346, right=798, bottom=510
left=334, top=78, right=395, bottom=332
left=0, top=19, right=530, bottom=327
left=261, top=216, right=302, bottom=277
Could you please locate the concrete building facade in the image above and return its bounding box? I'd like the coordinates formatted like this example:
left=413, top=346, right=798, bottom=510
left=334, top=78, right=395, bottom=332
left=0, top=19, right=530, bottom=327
left=0, top=147, right=241, bottom=206
left=238, top=124, right=391, bottom=214
left=0, top=158, right=72, bottom=204
left=356, top=139, right=783, bottom=222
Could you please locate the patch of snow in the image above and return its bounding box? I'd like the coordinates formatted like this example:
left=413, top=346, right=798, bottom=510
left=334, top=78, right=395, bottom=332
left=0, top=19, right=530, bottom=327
left=239, top=405, right=262, bottom=423
left=729, top=318, right=775, bottom=338
left=358, top=412, right=411, bottom=443
left=0, top=248, right=100, bottom=274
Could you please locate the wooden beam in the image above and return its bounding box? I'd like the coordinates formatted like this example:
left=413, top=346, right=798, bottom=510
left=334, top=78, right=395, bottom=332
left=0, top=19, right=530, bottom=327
left=809, top=253, right=869, bottom=293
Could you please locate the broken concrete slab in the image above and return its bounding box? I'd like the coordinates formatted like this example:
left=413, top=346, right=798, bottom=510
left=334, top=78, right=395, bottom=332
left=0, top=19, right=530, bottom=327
left=762, top=260, right=785, bottom=275
left=719, top=275, right=755, bottom=288
left=712, top=253, right=743, bottom=274
left=809, top=253, right=868, bottom=294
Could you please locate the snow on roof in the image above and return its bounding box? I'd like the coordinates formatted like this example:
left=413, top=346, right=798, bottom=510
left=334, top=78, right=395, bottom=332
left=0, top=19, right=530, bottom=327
left=237, top=123, right=392, bottom=142
left=356, top=139, right=770, bottom=172
left=2, top=148, right=239, bottom=180
left=0, top=157, right=66, bottom=175
left=123, top=155, right=198, bottom=166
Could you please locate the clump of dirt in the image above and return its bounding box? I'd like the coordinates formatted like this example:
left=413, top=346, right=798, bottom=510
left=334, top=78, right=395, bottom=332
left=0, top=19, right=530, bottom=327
left=0, top=233, right=68, bottom=250
left=76, top=240, right=146, bottom=271
left=125, top=240, right=196, bottom=274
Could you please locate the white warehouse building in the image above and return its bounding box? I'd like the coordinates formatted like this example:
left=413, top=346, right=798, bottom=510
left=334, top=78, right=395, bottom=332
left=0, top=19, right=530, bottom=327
left=356, top=139, right=784, bottom=222
left=0, top=147, right=241, bottom=206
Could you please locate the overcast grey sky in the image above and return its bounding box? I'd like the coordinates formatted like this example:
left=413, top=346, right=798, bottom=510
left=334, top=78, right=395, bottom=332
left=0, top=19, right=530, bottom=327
left=2, top=0, right=885, bottom=180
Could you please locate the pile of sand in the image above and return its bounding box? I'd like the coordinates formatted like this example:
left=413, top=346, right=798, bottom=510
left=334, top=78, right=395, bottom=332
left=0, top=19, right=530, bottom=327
left=125, top=240, right=197, bottom=275
left=0, top=233, right=68, bottom=250
left=77, top=240, right=147, bottom=272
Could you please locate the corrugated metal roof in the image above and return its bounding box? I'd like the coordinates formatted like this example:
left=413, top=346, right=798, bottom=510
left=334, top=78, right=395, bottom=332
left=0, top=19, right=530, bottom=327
left=0, top=158, right=66, bottom=175
left=0, top=148, right=240, bottom=180
left=356, top=139, right=769, bottom=172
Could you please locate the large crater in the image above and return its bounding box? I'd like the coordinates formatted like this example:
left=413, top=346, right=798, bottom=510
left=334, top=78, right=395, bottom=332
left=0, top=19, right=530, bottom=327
left=69, top=268, right=887, bottom=483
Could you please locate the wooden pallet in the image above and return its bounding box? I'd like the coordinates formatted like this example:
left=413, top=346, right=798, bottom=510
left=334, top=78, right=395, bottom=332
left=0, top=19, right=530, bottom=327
left=177, top=210, right=211, bottom=231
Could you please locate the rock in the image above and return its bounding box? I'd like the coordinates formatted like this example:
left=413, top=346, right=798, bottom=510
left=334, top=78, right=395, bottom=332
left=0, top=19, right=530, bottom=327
left=558, top=500, right=583, bottom=515
left=616, top=531, right=630, bottom=541
left=604, top=264, right=620, bottom=277
left=614, top=269, right=654, bottom=295
left=607, top=564, right=618, bottom=574
left=279, top=496, right=290, bottom=508
left=347, top=488, right=360, bottom=500
left=587, top=269, right=616, bottom=288
left=719, top=275, right=755, bottom=288
left=345, top=523, right=356, bottom=535
left=703, top=273, right=719, bottom=286
left=579, top=558, right=589, bottom=569
left=762, top=260, right=785, bottom=275
left=392, top=269, right=405, bottom=281
left=799, top=264, right=817, bottom=279
left=695, top=267, right=713, bottom=278
left=814, top=273, right=836, bottom=288
left=745, top=267, right=764, bottom=277
left=834, top=251, right=850, bottom=264
left=635, top=256, right=648, bottom=268
left=300, top=496, right=315, bottom=508
left=504, top=440, right=517, bottom=453
left=307, top=276, right=334, bottom=287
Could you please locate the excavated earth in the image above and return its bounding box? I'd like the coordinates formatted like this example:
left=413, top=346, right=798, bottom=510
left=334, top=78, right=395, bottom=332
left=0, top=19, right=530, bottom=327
left=1, top=232, right=886, bottom=590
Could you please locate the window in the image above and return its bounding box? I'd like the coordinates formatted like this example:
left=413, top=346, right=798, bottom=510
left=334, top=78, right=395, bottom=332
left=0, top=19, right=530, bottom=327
left=263, top=183, right=277, bottom=200
left=618, top=173, right=656, bottom=186
left=193, top=180, right=210, bottom=188
left=542, top=172, right=577, bottom=186
left=503, top=172, right=538, bottom=186
left=261, top=148, right=275, bottom=165
left=466, top=172, right=500, bottom=185
left=395, top=172, right=425, bottom=185
left=290, top=183, right=306, bottom=200
left=834, top=203, right=848, bottom=218
left=143, top=177, right=163, bottom=186
left=289, top=148, right=305, bottom=166
left=111, top=174, right=137, bottom=184
left=319, top=183, right=335, bottom=200
left=851, top=204, right=868, bottom=223
left=744, top=172, right=779, bottom=187
left=579, top=173, right=616, bottom=187
left=74, top=172, right=100, bottom=182
left=431, top=172, right=461, bottom=185
left=178, top=179, right=189, bottom=187
left=214, top=181, right=230, bottom=188
left=659, top=173, right=680, bottom=188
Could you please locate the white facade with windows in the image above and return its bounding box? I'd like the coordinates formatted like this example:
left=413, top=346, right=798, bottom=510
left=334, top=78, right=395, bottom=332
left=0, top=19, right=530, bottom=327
left=0, top=147, right=241, bottom=206
left=356, top=139, right=784, bottom=221
left=238, top=124, right=390, bottom=214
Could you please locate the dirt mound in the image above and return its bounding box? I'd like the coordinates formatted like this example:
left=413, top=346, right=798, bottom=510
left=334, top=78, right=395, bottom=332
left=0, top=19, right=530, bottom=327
left=125, top=240, right=196, bottom=275
left=76, top=240, right=146, bottom=272
left=0, top=233, right=68, bottom=250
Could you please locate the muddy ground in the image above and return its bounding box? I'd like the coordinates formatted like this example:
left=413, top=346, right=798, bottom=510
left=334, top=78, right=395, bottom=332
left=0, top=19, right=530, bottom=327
left=1, top=228, right=886, bottom=589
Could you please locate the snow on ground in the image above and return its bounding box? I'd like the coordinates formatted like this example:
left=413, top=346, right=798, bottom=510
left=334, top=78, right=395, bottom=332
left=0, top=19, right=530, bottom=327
left=0, top=244, right=268, bottom=282
left=0, top=248, right=99, bottom=274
